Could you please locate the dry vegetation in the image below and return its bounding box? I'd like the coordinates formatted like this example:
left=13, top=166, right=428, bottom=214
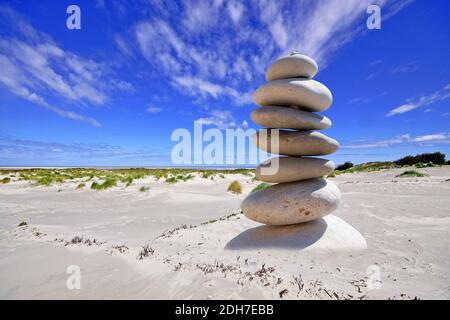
left=0, top=168, right=254, bottom=189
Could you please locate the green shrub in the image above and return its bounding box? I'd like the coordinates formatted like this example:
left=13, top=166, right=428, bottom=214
left=415, top=162, right=435, bottom=168
left=201, top=171, right=214, bottom=179
left=227, top=180, right=242, bottom=194
left=36, top=175, right=54, bottom=186
left=139, top=186, right=150, bottom=192
left=91, top=177, right=117, bottom=190
left=251, top=182, right=270, bottom=193
left=396, top=170, right=428, bottom=178
left=336, top=161, right=398, bottom=174
left=165, top=174, right=194, bottom=184
left=395, top=152, right=446, bottom=166
left=122, top=176, right=134, bottom=187
left=336, top=162, right=354, bottom=171
left=1, top=177, right=11, bottom=184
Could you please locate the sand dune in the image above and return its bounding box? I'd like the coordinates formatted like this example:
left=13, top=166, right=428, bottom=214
left=0, top=166, right=449, bottom=299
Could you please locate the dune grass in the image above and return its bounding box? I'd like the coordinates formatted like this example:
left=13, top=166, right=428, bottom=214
left=335, top=161, right=400, bottom=175
left=122, top=176, right=134, bottom=187
left=227, top=180, right=242, bottom=194
left=165, top=174, right=194, bottom=184
left=415, top=162, right=435, bottom=168
left=139, top=186, right=150, bottom=192
left=76, top=183, right=86, bottom=190
left=251, top=182, right=270, bottom=193
left=1, top=177, right=11, bottom=184
left=396, top=170, right=429, bottom=178
left=0, top=168, right=254, bottom=187
left=91, top=177, right=117, bottom=190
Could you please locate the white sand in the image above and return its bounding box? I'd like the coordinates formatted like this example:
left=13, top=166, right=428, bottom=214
left=1, top=167, right=449, bottom=299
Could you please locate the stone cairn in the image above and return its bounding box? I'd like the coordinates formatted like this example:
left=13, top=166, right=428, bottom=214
left=241, top=52, right=341, bottom=225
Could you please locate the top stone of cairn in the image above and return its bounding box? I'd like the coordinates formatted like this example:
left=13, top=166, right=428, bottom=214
left=266, top=52, right=318, bottom=81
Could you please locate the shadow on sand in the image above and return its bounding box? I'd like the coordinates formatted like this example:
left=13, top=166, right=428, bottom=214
left=225, top=218, right=328, bottom=251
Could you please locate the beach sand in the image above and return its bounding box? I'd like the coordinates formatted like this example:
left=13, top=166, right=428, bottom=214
left=1, top=167, right=449, bottom=299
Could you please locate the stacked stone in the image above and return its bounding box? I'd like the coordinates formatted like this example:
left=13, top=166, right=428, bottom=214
left=242, top=52, right=341, bottom=226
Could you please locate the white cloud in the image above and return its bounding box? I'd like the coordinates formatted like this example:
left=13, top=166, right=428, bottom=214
left=146, top=106, right=162, bottom=114
left=0, top=136, right=170, bottom=165
left=172, top=75, right=252, bottom=105
left=173, top=76, right=223, bottom=99
left=114, top=34, right=133, bottom=57
left=387, top=83, right=450, bottom=116
left=0, top=6, right=131, bottom=126
left=195, top=110, right=236, bottom=129
left=342, top=133, right=450, bottom=148
left=182, top=1, right=222, bottom=33
left=299, top=1, right=370, bottom=61
left=0, top=53, right=100, bottom=127
left=130, top=0, right=412, bottom=122
left=391, top=61, right=418, bottom=74
left=414, top=134, right=448, bottom=142
left=227, top=1, right=244, bottom=25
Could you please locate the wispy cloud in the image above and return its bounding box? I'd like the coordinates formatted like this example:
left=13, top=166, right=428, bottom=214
left=387, top=84, right=450, bottom=116
left=342, top=133, right=450, bottom=148
left=347, top=91, right=388, bottom=105
left=0, top=6, right=130, bottom=126
left=227, top=1, right=245, bottom=25
left=195, top=110, right=237, bottom=129
left=131, top=0, right=412, bottom=109
left=172, top=76, right=252, bottom=106
left=146, top=106, right=162, bottom=114
left=0, top=136, right=170, bottom=165
left=390, top=61, right=419, bottom=74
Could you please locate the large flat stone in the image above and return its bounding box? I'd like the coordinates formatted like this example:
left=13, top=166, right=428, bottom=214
left=253, top=130, right=339, bottom=156
left=253, top=78, right=332, bottom=112
left=241, top=178, right=341, bottom=225
left=251, top=106, right=331, bottom=130
left=266, top=53, right=318, bottom=81
left=256, top=157, right=335, bottom=183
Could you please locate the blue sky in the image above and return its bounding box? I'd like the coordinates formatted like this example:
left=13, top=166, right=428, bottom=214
left=0, top=0, right=449, bottom=167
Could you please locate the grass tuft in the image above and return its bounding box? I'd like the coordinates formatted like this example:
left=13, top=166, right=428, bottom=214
left=165, top=174, right=194, bottom=184
left=1, top=177, right=11, bottom=184
left=122, top=176, right=134, bottom=187
left=18, top=221, right=27, bottom=227
left=139, top=186, right=150, bottom=192
left=396, top=170, right=429, bottom=178
left=251, top=182, right=270, bottom=193
left=227, top=180, right=242, bottom=194
left=415, top=162, right=435, bottom=168
left=91, top=177, right=117, bottom=190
